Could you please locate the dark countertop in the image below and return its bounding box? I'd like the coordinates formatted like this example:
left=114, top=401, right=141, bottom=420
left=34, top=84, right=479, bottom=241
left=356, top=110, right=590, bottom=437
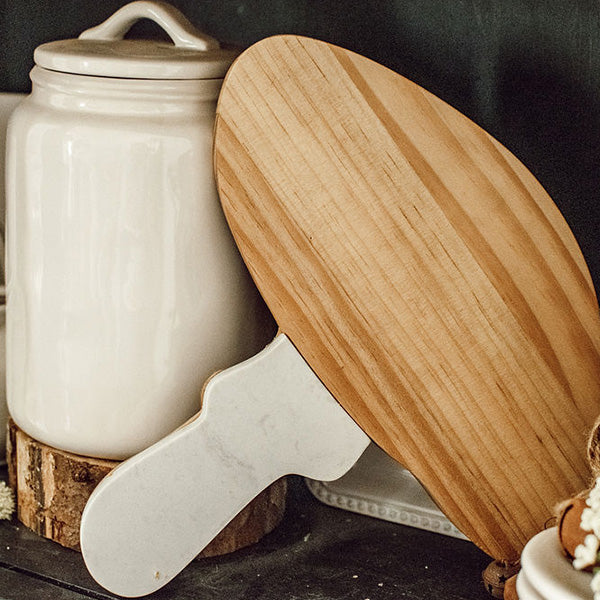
left=0, top=468, right=492, bottom=600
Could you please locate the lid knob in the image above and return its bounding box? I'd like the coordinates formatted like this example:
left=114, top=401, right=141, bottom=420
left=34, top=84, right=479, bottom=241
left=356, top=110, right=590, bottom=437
left=79, top=1, right=220, bottom=51
left=33, top=0, right=237, bottom=79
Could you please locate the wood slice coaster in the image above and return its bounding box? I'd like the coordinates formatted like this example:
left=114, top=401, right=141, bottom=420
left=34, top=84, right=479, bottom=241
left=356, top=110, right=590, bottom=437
left=6, top=418, right=287, bottom=556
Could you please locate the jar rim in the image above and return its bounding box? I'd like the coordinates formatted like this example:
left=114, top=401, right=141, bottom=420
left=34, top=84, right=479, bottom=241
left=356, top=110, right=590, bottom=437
left=30, top=65, right=224, bottom=103
left=34, top=38, right=239, bottom=80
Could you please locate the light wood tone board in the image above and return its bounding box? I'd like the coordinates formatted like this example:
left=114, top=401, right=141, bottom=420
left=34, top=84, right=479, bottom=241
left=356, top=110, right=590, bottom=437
left=214, top=35, right=600, bottom=561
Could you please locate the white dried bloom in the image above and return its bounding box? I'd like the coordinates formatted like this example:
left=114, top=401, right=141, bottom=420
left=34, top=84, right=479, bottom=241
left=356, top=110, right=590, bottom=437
left=581, top=507, right=600, bottom=538
left=0, top=481, right=14, bottom=520
left=588, top=479, right=600, bottom=512
left=581, top=507, right=595, bottom=531
left=574, top=534, right=600, bottom=570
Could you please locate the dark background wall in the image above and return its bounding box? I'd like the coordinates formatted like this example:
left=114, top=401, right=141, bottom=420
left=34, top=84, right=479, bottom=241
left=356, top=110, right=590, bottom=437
left=2, top=0, right=600, bottom=293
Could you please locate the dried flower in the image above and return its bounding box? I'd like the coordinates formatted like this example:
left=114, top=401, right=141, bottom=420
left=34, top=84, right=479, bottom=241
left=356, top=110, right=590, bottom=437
left=588, top=480, right=600, bottom=512
left=0, top=481, right=14, bottom=520
left=573, top=534, right=600, bottom=570
left=576, top=450, right=600, bottom=598
left=581, top=506, right=600, bottom=538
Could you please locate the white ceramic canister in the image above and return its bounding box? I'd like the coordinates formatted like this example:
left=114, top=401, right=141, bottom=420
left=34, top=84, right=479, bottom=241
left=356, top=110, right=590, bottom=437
left=6, top=1, right=274, bottom=460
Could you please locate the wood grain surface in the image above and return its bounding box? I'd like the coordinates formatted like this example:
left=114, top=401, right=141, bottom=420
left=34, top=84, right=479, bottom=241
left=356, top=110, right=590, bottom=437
left=213, top=35, right=600, bottom=561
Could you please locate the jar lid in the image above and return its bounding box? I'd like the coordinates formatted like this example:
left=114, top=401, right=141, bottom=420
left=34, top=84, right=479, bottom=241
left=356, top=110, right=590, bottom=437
left=34, top=1, right=238, bottom=80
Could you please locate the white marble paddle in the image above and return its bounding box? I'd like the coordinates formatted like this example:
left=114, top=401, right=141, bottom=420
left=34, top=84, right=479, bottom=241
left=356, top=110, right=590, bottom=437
left=80, top=334, right=369, bottom=596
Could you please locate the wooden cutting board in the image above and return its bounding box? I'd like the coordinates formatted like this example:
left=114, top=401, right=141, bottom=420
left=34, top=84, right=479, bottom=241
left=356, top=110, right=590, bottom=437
left=213, top=34, right=600, bottom=561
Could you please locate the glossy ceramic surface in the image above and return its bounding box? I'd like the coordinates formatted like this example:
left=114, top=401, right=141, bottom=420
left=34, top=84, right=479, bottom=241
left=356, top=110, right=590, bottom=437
left=36, top=1, right=237, bottom=79
left=306, top=443, right=466, bottom=540
left=0, top=93, right=23, bottom=461
left=0, top=93, right=23, bottom=286
left=517, top=527, right=592, bottom=600
left=6, top=4, right=272, bottom=459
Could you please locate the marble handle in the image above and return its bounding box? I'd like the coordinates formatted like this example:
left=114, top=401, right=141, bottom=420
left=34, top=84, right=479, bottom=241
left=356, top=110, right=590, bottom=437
left=80, top=334, right=369, bottom=597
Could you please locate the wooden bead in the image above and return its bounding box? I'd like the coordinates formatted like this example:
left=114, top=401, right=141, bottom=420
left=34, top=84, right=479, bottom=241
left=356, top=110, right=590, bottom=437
left=557, top=496, right=588, bottom=560
left=7, top=418, right=287, bottom=555
left=482, top=559, right=520, bottom=598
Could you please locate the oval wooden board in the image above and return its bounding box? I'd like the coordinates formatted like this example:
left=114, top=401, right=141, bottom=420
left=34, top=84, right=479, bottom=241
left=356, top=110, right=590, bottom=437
left=213, top=35, right=600, bottom=561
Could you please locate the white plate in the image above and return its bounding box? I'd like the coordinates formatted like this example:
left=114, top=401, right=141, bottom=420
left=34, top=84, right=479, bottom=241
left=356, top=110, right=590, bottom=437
left=517, top=527, right=592, bottom=600
left=306, top=442, right=466, bottom=540
left=517, top=570, right=545, bottom=600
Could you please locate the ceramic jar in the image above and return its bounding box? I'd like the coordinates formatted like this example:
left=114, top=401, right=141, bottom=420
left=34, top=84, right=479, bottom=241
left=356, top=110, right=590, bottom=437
left=6, top=1, right=273, bottom=459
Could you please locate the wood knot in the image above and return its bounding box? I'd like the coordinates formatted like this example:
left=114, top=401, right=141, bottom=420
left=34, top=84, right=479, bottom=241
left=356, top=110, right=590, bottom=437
left=72, top=468, right=91, bottom=483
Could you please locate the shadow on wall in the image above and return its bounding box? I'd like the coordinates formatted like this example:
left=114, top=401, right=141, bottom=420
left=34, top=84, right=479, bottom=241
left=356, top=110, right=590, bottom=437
left=2, top=0, right=600, bottom=291
left=497, top=42, right=600, bottom=293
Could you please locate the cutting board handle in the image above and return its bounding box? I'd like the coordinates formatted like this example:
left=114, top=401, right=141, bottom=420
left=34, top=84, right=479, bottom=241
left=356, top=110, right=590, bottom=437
left=80, top=334, right=369, bottom=597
